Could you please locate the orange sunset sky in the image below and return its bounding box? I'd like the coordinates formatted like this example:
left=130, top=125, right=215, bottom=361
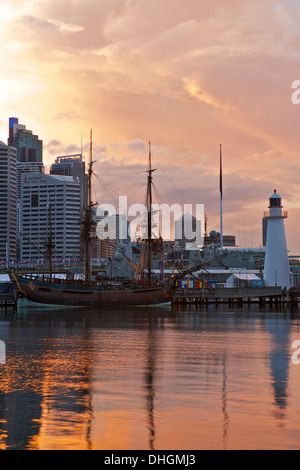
left=1, top=0, right=300, bottom=252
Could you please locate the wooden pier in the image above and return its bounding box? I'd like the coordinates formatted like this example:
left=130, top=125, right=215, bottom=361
left=0, top=283, right=18, bottom=311
left=172, top=286, right=299, bottom=307
left=0, top=294, right=18, bottom=311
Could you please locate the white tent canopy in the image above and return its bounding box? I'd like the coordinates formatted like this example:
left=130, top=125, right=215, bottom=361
left=0, top=274, right=11, bottom=282
left=225, top=273, right=261, bottom=288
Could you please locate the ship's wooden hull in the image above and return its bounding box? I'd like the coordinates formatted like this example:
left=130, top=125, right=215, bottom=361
left=10, top=273, right=172, bottom=307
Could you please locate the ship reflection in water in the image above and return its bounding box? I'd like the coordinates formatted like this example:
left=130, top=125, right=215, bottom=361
left=0, top=305, right=300, bottom=450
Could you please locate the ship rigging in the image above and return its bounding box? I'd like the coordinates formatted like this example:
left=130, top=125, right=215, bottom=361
left=9, top=132, right=225, bottom=307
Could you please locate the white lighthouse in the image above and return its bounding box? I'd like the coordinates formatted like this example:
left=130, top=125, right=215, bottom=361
left=263, top=190, right=291, bottom=288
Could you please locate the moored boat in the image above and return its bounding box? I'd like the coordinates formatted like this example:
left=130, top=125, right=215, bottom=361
left=10, top=272, right=173, bottom=307
left=9, top=134, right=174, bottom=307
left=9, top=133, right=226, bottom=308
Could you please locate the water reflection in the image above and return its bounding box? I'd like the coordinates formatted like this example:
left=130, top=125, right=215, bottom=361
left=0, top=305, right=299, bottom=449
left=144, top=318, right=157, bottom=450
left=266, top=315, right=291, bottom=422
left=0, top=317, right=45, bottom=450
left=222, top=354, right=229, bottom=450
left=0, top=308, right=95, bottom=450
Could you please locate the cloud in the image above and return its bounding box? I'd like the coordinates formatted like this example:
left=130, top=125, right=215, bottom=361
left=127, top=138, right=147, bottom=152
left=1, top=0, right=300, bottom=251
left=48, top=19, right=85, bottom=34
left=182, top=76, right=235, bottom=110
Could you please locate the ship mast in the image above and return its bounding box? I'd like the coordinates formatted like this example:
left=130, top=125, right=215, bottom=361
left=146, top=142, right=156, bottom=284
left=84, top=129, right=94, bottom=283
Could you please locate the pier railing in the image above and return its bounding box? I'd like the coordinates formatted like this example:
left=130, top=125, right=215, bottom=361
left=172, top=285, right=294, bottom=306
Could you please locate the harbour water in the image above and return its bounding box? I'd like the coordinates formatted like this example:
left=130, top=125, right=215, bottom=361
left=0, top=303, right=300, bottom=450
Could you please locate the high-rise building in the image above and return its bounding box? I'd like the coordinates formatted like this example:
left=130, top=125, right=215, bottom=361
left=0, top=142, right=17, bottom=262
left=50, top=154, right=87, bottom=215
left=8, top=118, right=45, bottom=199
left=8, top=117, right=43, bottom=164
left=8, top=117, right=44, bottom=196
left=20, top=173, right=81, bottom=261
left=17, top=162, right=45, bottom=199
left=8, top=118, right=45, bottom=259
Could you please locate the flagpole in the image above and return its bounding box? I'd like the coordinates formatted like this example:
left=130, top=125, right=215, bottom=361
left=220, top=144, right=223, bottom=251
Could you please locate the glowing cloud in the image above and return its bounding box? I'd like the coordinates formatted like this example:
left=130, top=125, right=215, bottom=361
left=0, top=0, right=300, bottom=251
left=182, top=76, right=234, bottom=110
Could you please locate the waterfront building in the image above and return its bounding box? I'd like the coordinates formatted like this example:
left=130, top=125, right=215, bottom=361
left=17, top=162, right=45, bottom=199
left=50, top=154, right=87, bottom=215
left=20, top=173, right=81, bottom=261
left=263, top=190, right=291, bottom=288
left=204, top=231, right=236, bottom=247
left=0, top=142, right=17, bottom=262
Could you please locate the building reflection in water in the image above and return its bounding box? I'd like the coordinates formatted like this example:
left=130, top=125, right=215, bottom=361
left=266, top=316, right=291, bottom=423
left=0, top=319, right=44, bottom=450
left=0, top=307, right=298, bottom=450
left=0, top=310, right=94, bottom=450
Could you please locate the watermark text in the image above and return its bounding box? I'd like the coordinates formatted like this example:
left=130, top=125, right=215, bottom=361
left=291, top=340, right=300, bottom=365
left=0, top=341, right=5, bottom=365
left=291, top=80, right=300, bottom=104
left=95, top=197, right=204, bottom=250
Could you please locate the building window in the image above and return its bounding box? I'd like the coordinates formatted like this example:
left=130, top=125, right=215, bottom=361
left=29, top=148, right=36, bottom=162
left=31, top=194, right=39, bottom=207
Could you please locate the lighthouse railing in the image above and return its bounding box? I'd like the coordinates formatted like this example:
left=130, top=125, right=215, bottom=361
left=263, top=210, right=288, bottom=218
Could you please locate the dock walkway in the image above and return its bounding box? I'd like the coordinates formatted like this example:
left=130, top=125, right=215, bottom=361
left=172, top=286, right=298, bottom=306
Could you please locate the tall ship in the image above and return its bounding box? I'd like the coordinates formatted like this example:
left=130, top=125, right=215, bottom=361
left=9, top=133, right=176, bottom=307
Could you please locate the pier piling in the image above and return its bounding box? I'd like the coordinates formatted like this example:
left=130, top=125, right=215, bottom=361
left=172, top=286, right=300, bottom=307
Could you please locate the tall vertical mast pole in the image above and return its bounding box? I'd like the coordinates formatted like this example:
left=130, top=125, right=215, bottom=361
left=48, top=202, right=53, bottom=281
left=219, top=144, right=223, bottom=251
left=89, top=129, right=93, bottom=208
left=85, top=129, right=93, bottom=283
left=147, top=142, right=152, bottom=284
left=146, top=142, right=156, bottom=284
